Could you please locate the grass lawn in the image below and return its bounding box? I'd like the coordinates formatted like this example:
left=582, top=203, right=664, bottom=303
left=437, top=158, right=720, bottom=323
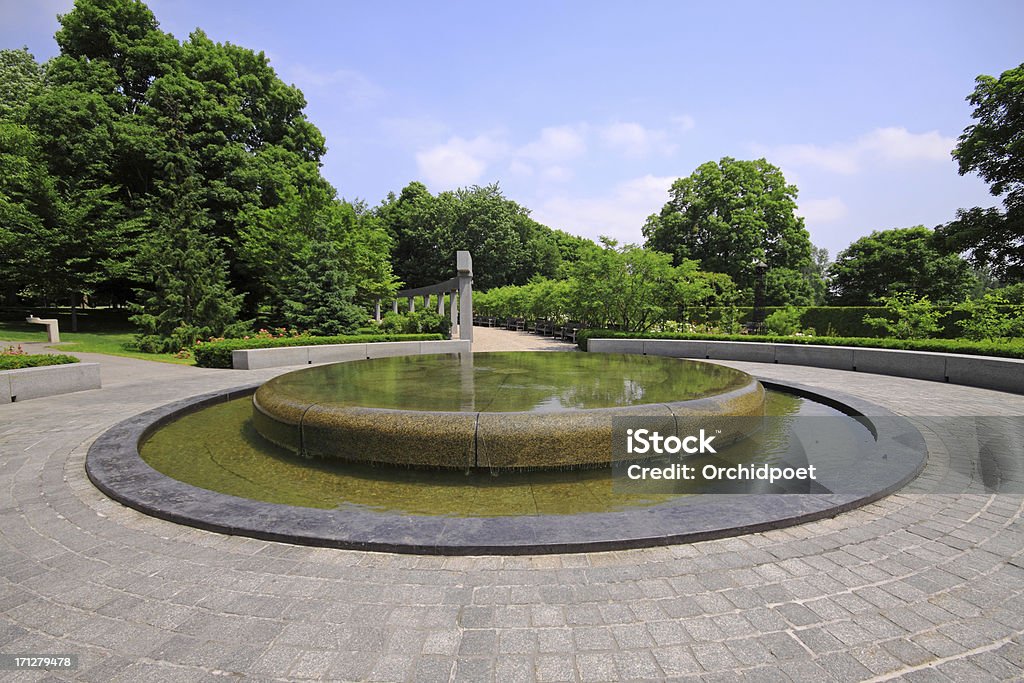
left=0, top=322, right=195, bottom=365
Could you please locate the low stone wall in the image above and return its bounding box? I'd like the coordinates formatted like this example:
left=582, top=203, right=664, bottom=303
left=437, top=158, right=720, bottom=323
left=231, top=339, right=472, bottom=370
left=588, top=339, right=1024, bottom=395
left=1, top=363, right=101, bottom=403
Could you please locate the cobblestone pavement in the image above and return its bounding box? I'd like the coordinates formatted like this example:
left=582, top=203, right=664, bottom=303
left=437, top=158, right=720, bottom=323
left=1, top=329, right=1023, bottom=681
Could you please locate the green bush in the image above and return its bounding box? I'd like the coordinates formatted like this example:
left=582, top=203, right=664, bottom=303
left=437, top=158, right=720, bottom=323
left=575, top=328, right=1024, bottom=359
left=0, top=352, right=80, bottom=370
left=955, top=293, right=1024, bottom=341
left=193, top=333, right=444, bottom=368
left=863, top=293, right=946, bottom=340
left=763, top=306, right=805, bottom=336
left=378, top=310, right=452, bottom=336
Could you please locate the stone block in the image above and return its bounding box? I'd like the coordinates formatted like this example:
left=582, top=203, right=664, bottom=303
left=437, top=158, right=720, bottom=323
left=853, top=348, right=947, bottom=381
left=642, top=339, right=707, bottom=358
left=0, top=373, right=10, bottom=404
left=5, top=362, right=101, bottom=402
left=586, top=339, right=645, bottom=355
left=945, top=355, right=1024, bottom=394
left=232, top=346, right=310, bottom=370
left=775, top=344, right=855, bottom=370
left=365, top=341, right=422, bottom=359
left=419, top=340, right=471, bottom=356
left=307, top=344, right=368, bottom=365
left=704, top=341, right=776, bottom=363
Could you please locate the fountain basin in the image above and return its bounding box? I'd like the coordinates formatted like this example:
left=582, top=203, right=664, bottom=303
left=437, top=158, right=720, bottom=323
left=251, top=352, right=766, bottom=469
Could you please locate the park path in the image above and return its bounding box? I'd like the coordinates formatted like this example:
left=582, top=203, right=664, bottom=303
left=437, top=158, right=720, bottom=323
left=2, top=326, right=574, bottom=389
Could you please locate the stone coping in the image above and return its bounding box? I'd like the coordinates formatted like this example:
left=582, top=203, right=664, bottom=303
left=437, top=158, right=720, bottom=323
left=231, top=339, right=472, bottom=370
left=85, top=379, right=926, bottom=555
left=0, top=362, right=101, bottom=403
left=588, top=338, right=1024, bottom=395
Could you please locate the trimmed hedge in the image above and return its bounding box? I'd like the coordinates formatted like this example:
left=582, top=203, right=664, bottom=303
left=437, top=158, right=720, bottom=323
left=0, top=353, right=80, bottom=370
left=576, top=329, right=1024, bottom=359
left=193, top=333, right=445, bottom=368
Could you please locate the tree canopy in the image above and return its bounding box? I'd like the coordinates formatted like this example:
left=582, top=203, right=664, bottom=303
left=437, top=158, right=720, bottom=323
left=642, top=157, right=822, bottom=305
left=828, top=226, right=976, bottom=305
left=375, top=182, right=585, bottom=291
left=940, top=62, right=1024, bottom=283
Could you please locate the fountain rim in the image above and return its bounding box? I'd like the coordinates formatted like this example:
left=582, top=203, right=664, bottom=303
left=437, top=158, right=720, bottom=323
left=85, top=375, right=927, bottom=555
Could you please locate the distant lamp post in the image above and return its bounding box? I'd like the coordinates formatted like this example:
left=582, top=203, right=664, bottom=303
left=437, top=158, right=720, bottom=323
left=751, top=259, right=768, bottom=332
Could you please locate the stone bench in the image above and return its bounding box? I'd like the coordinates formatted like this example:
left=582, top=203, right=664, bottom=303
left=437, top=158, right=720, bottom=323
left=1, top=363, right=101, bottom=403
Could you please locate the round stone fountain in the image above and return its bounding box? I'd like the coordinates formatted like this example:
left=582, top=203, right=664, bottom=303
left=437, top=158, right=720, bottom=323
left=251, top=352, right=766, bottom=469
left=86, top=350, right=928, bottom=554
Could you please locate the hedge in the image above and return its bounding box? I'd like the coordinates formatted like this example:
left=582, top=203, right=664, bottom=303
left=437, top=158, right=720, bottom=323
left=576, top=329, right=1024, bottom=359
left=193, top=333, right=445, bottom=368
left=0, top=353, right=80, bottom=370
left=691, top=305, right=1020, bottom=339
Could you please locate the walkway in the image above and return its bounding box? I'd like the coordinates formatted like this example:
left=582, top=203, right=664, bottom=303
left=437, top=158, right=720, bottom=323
left=1, top=328, right=1022, bottom=681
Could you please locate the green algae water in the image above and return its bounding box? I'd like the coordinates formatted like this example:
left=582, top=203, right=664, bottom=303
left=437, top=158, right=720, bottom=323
left=139, top=390, right=830, bottom=517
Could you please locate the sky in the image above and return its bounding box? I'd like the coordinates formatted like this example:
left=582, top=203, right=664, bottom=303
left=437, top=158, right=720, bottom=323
left=2, top=0, right=1022, bottom=259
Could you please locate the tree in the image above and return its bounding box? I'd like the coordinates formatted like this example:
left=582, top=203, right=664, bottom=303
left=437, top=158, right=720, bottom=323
left=279, top=239, right=368, bottom=336
left=129, top=186, right=248, bottom=352
left=565, top=239, right=678, bottom=332
left=642, top=157, right=821, bottom=305
left=377, top=182, right=579, bottom=290
left=828, top=226, right=976, bottom=305
left=0, top=48, right=45, bottom=122
left=939, top=63, right=1024, bottom=283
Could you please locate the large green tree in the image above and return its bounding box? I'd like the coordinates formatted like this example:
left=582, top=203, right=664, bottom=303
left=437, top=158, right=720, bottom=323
left=939, top=62, right=1024, bottom=283
left=376, top=182, right=576, bottom=290
left=642, top=157, right=821, bottom=305
left=828, top=226, right=976, bottom=304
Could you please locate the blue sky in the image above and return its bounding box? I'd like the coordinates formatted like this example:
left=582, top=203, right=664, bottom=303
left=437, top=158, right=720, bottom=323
left=3, top=0, right=1022, bottom=259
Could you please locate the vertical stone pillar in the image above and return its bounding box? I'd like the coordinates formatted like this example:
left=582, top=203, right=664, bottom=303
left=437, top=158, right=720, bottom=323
left=437, top=292, right=445, bottom=316
left=449, top=289, right=458, bottom=339
left=457, top=251, right=473, bottom=343
left=392, top=300, right=399, bottom=314
left=374, top=300, right=381, bottom=322
left=408, top=297, right=415, bottom=313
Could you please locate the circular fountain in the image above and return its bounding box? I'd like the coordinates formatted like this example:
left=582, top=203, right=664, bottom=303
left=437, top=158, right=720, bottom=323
left=86, top=350, right=928, bottom=554
left=251, top=352, right=765, bottom=469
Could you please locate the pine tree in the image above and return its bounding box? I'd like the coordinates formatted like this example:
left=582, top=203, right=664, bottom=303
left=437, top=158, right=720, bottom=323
left=280, top=239, right=368, bottom=336
left=130, top=186, right=249, bottom=353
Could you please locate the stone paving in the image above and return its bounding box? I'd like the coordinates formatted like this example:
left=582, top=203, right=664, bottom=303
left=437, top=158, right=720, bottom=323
left=1, top=328, right=1023, bottom=681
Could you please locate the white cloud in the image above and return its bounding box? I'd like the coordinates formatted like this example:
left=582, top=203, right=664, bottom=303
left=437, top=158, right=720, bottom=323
left=415, top=135, right=508, bottom=189
left=858, top=127, right=953, bottom=163
left=598, top=122, right=677, bottom=158
left=532, top=175, right=676, bottom=245
left=540, top=165, right=574, bottom=183
left=516, top=126, right=587, bottom=164
left=285, top=65, right=384, bottom=107
left=797, top=197, right=848, bottom=224
left=756, top=127, right=956, bottom=175
left=671, top=115, right=696, bottom=133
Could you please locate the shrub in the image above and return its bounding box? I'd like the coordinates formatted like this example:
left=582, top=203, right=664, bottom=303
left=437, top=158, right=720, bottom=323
left=378, top=310, right=452, bottom=336
left=193, top=333, right=444, bottom=368
left=956, top=293, right=1024, bottom=341
left=863, top=293, right=946, bottom=340
left=0, top=345, right=79, bottom=370
left=763, top=306, right=806, bottom=336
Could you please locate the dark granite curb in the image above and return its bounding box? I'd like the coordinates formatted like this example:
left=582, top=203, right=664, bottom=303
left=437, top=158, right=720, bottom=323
left=85, top=378, right=927, bottom=555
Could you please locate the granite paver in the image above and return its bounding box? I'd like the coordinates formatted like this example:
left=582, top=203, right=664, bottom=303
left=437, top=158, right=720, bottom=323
left=1, top=327, right=1023, bottom=680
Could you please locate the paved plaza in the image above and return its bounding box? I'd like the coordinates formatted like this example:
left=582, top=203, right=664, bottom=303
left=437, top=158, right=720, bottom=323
left=1, top=328, right=1023, bottom=681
